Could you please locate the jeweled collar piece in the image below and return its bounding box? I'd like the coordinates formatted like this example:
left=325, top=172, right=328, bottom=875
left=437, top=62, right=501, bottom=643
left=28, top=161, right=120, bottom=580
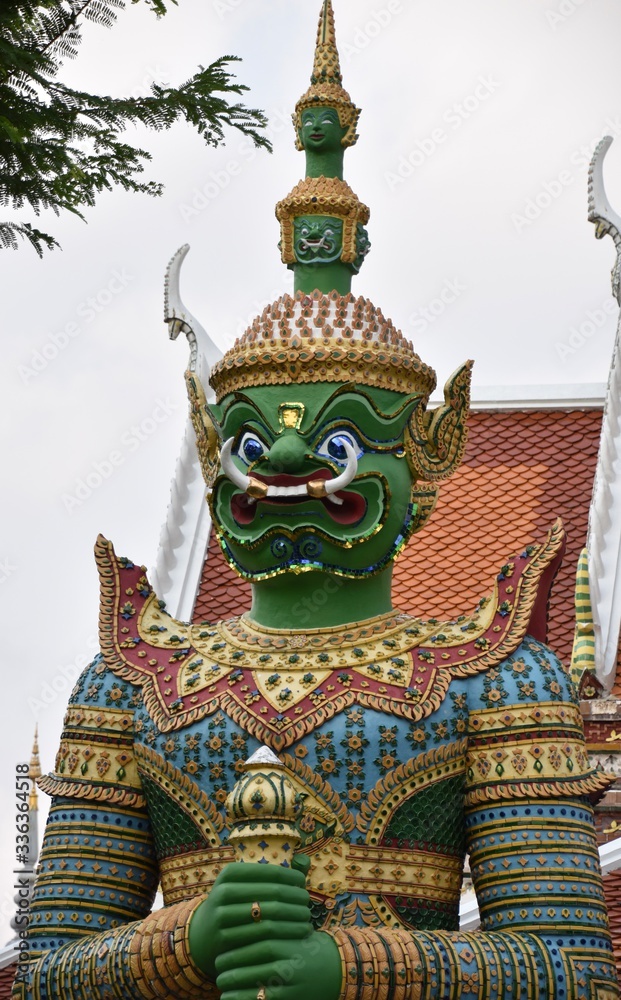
left=96, top=521, right=565, bottom=748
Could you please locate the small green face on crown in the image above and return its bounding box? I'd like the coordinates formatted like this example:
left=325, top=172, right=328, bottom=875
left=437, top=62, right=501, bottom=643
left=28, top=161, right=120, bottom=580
left=352, top=224, right=371, bottom=273
left=291, top=216, right=371, bottom=273
left=208, top=382, right=423, bottom=581
left=294, top=216, right=343, bottom=264
left=298, top=106, right=347, bottom=153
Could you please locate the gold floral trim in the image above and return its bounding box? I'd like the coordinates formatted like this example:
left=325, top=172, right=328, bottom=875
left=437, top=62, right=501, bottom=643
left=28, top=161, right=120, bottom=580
left=63, top=704, right=134, bottom=732
left=45, top=699, right=142, bottom=803
left=468, top=701, right=583, bottom=734
left=314, top=842, right=462, bottom=905
left=467, top=734, right=594, bottom=787
left=181, top=608, right=429, bottom=676
left=280, top=753, right=356, bottom=833
left=51, top=735, right=139, bottom=787
left=211, top=340, right=435, bottom=400
left=37, top=773, right=145, bottom=807
left=96, top=534, right=156, bottom=697
left=160, top=847, right=234, bottom=906
left=185, top=370, right=220, bottom=490
left=223, top=607, right=415, bottom=650
left=215, top=683, right=453, bottom=754
left=357, top=741, right=468, bottom=836
left=464, top=770, right=613, bottom=807
left=135, top=744, right=224, bottom=843
left=466, top=698, right=616, bottom=804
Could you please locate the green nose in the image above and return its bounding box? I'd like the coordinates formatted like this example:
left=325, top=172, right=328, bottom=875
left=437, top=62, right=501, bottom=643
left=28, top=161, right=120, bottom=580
left=268, top=432, right=307, bottom=473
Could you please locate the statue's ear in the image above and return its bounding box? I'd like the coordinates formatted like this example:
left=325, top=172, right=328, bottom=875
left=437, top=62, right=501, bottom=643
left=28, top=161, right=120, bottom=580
left=405, top=361, right=473, bottom=482
left=185, top=372, right=222, bottom=489
left=409, top=482, right=440, bottom=535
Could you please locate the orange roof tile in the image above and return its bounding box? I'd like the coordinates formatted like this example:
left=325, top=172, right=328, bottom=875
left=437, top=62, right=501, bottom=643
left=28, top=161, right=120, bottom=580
left=394, top=410, right=602, bottom=664
left=194, top=528, right=251, bottom=624
left=0, top=964, right=15, bottom=1000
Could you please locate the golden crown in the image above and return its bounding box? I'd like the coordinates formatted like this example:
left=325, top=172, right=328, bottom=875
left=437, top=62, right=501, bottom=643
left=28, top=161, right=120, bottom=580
left=209, top=291, right=437, bottom=402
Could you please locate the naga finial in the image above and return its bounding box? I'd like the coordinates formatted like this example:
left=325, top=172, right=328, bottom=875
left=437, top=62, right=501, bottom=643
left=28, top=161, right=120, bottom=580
left=588, top=136, right=621, bottom=304
left=164, top=244, right=221, bottom=382
left=570, top=548, right=596, bottom=688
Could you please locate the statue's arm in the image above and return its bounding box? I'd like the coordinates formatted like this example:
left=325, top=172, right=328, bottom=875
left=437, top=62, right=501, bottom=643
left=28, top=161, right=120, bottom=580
left=215, top=638, right=619, bottom=1000
left=323, top=639, right=618, bottom=999
left=459, top=636, right=616, bottom=997
left=12, top=656, right=216, bottom=1000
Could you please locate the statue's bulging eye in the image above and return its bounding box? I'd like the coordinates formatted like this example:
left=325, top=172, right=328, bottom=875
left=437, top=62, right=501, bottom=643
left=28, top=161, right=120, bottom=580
left=237, top=433, right=267, bottom=465
left=316, top=431, right=363, bottom=465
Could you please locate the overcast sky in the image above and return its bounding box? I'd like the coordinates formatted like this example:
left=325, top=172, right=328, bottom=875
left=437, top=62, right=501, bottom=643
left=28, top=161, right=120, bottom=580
left=2, top=0, right=621, bottom=940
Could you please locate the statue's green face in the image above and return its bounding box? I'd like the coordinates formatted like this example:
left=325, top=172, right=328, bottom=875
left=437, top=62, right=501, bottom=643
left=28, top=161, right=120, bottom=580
left=294, top=216, right=343, bottom=264
left=298, top=107, right=347, bottom=152
left=208, top=382, right=424, bottom=580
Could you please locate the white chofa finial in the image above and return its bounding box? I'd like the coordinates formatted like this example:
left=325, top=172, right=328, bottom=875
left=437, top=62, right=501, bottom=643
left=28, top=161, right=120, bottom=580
left=164, top=244, right=222, bottom=381
left=588, top=136, right=621, bottom=304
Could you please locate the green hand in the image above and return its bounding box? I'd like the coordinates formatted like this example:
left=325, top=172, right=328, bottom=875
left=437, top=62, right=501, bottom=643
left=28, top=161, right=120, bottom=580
left=188, top=862, right=313, bottom=981
left=215, top=930, right=342, bottom=1000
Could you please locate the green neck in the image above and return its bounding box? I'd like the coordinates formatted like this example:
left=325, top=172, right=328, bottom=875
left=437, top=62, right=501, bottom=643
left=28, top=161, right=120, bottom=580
left=294, top=261, right=352, bottom=295
left=305, top=148, right=344, bottom=180
left=249, top=566, right=394, bottom=630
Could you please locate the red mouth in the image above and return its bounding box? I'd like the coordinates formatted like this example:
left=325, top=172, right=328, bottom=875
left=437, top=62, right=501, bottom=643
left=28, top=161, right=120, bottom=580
left=230, top=470, right=367, bottom=527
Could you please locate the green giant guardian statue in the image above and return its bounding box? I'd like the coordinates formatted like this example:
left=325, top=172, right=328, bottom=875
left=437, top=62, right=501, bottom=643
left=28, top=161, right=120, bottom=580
left=15, top=5, right=619, bottom=1000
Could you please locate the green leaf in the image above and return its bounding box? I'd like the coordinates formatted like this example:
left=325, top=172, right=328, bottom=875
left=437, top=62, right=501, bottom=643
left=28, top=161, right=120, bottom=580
left=0, top=0, right=271, bottom=253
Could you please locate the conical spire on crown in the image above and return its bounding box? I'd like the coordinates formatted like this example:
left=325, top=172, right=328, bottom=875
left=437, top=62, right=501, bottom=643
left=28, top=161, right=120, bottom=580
left=311, top=0, right=340, bottom=85
left=294, top=1, right=361, bottom=150
left=280, top=2, right=369, bottom=295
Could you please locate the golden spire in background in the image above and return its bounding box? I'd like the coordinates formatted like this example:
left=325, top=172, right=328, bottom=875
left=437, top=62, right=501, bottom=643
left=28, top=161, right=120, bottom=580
left=28, top=725, right=41, bottom=812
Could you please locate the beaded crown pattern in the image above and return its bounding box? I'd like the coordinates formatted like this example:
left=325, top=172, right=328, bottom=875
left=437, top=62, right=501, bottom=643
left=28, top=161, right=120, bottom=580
left=209, top=291, right=437, bottom=401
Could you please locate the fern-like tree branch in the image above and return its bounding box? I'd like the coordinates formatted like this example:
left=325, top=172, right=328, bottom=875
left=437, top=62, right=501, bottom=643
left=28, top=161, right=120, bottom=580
left=0, top=0, right=272, bottom=255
